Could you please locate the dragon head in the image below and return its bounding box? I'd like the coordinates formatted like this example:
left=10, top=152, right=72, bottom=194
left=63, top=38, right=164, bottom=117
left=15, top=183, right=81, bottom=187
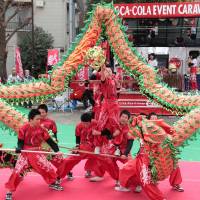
left=84, top=46, right=106, bottom=71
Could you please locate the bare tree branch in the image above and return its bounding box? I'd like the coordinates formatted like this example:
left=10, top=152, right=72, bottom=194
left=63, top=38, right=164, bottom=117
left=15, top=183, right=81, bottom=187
left=0, top=21, right=4, bottom=29
left=0, top=0, right=14, bottom=19
left=4, top=7, right=19, bottom=27
left=6, top=17, right=31, bottom=44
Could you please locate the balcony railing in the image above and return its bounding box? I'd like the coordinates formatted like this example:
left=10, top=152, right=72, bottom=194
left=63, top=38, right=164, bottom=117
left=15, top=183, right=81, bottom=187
left=13, top=0, right=32, bottom=3
left=6, top=21, right=32, bottom=32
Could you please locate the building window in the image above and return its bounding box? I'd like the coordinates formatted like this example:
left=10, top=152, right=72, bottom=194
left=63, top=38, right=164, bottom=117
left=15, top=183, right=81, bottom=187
left=125, top=18, right=200, bottom=47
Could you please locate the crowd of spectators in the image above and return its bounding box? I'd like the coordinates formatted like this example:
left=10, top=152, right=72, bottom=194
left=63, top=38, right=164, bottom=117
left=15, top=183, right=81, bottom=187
left=0, top=68, right=34, bottom=85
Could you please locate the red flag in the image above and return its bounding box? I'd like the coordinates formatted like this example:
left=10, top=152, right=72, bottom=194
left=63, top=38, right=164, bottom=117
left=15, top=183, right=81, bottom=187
left=47, top=49, right=59, bottom=66
left=15, top=47, right=24, bottom=77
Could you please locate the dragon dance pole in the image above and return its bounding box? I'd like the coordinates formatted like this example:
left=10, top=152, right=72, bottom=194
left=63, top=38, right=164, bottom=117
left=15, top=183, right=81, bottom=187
left=0, top=148, right=79, bottom=156
left=59, top=145, right=127, bottom=159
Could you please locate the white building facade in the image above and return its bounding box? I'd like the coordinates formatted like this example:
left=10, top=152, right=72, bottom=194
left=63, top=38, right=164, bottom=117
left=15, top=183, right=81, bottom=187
left=6, top=0, right=83, bottom=75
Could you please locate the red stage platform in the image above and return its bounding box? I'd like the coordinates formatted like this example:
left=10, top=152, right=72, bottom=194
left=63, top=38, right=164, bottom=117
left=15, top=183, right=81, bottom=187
left=0, top=161, right=200, bottom=200
left=119, top=92, right=174, bottom=116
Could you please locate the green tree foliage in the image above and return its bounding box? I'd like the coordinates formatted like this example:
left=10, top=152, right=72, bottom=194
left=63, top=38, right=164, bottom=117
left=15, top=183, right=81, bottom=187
left=19, top=27, right=54, bottom=77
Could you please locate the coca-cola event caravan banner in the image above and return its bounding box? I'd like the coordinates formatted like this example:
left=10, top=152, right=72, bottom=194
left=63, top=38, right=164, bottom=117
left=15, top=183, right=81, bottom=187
left=114, top=2, right=200, bottom=18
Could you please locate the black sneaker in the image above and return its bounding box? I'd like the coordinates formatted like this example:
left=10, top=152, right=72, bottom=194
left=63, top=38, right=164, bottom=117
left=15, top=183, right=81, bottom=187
left=67, top=172, right=74, bottom=181
left=115, top=180, right=120, bottom=187
left=49, top=182, right=64, bottom=191
left=5, top=192, right=12, bottom=200
left=57, top=178, right=62, bottom=184
left=172, top=185, right=184, bottom=192
left=85, top=171, right=92, bottom=178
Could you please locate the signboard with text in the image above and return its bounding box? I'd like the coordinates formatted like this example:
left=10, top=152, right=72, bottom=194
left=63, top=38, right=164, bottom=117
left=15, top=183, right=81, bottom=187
left=76, top=67, right=89, bottom=87
left=114, top=2, right=200, bottom=18
left=118, top=92, right=174, bottom=115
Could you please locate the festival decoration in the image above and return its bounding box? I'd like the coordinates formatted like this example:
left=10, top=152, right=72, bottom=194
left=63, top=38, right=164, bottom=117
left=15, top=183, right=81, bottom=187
left=0, top=2, right=200, bottom=183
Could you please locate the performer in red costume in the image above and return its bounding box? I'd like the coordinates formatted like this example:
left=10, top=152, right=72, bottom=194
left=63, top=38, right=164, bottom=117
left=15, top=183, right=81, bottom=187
left=38, top=104, right=57, bottom=141
left=5, top=109, right=63, bottom=200
left=148, top=112, right=184, bottom=192
left=115, top=115, right=167, bottom=200
left=75, top=112, right=95, bottom=178
left=90, top=110, right=134, bottom=183
left=188, top=57, right=198, bottom=91
left=92, top=82, right=102, bottom=120
left=37, top=104, right=73, bottom=180
left=93, top=65, right=120, bottom=154
left=89, top=70, right=102, bottom=120
left=92, top=85, right=102, bottom=120
left=116, top=115, right=183, bottom=200
left=56, top=112, right=111, bottom=180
